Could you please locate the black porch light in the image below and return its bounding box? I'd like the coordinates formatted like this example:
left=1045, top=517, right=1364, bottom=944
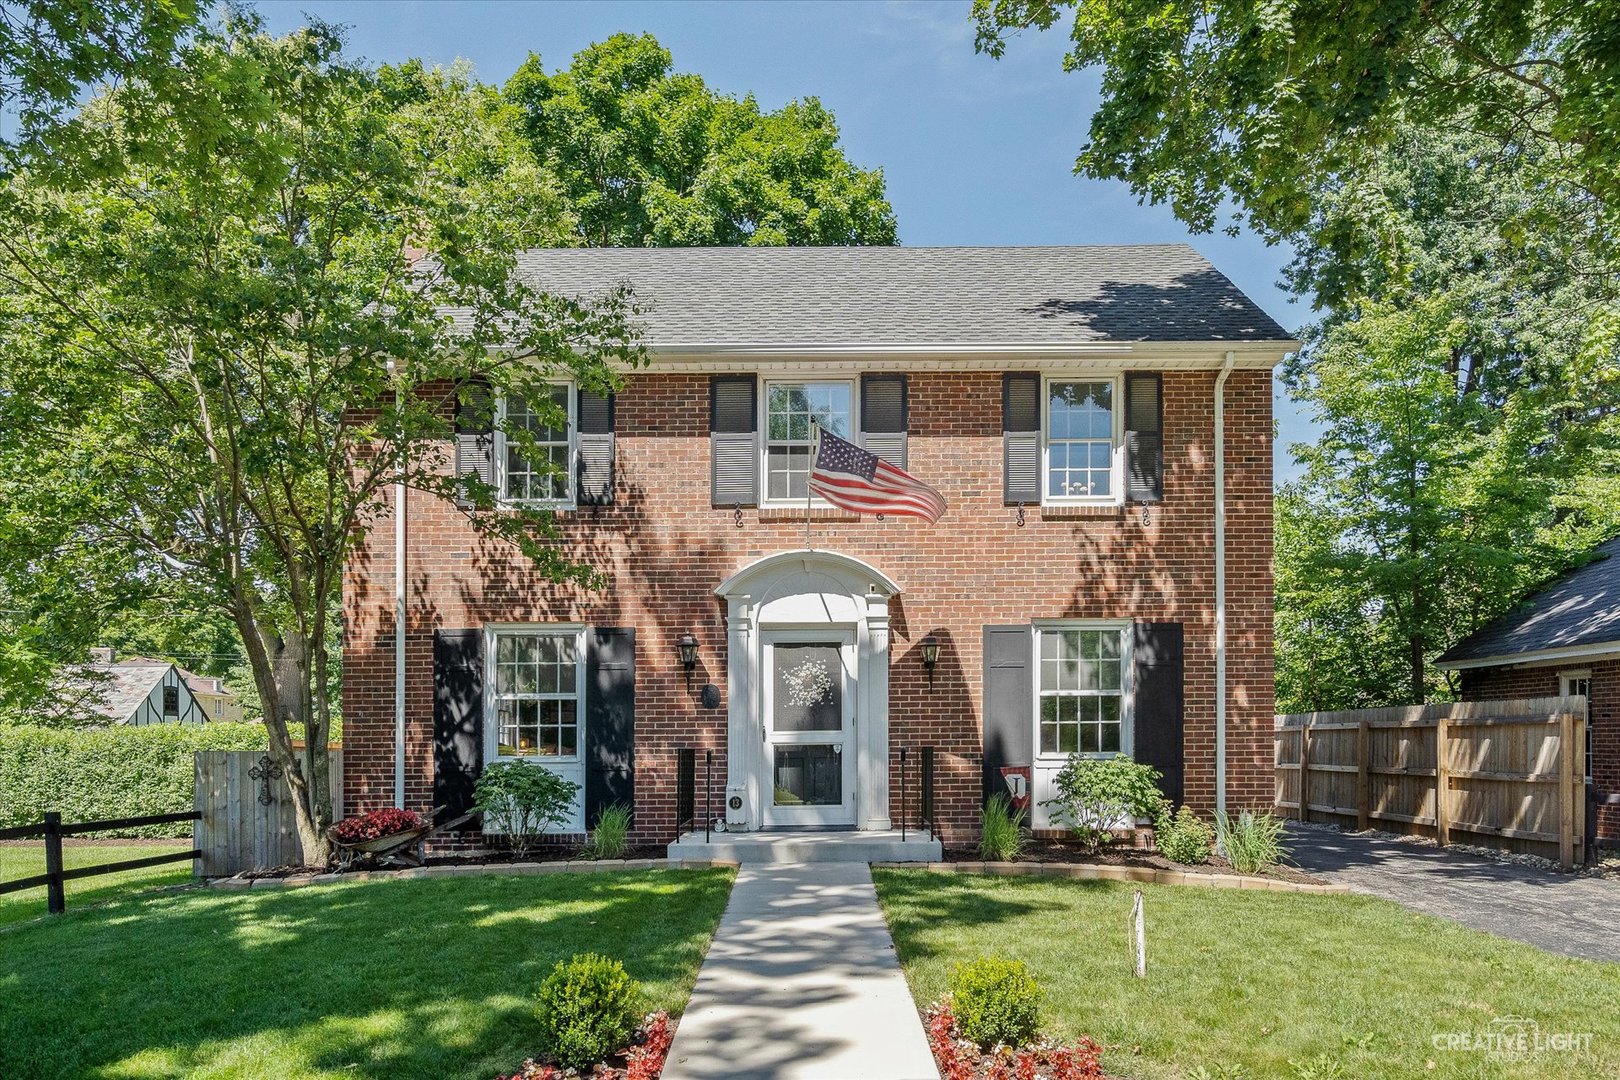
left=920, top=635, right=940, bottom=688
left=678, top=634, right=700, bottom=689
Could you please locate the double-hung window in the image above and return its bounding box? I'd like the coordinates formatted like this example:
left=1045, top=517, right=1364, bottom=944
left=1561, top=670, right=1593, bottom=782
left=763, top=379, right=853, bottom=502
left=491, top=628, right=583, bottom=759
left=499, top=384, right=574, bottom=506
left=1044, top=377, right=1119, bottom=502
left=1036, top=624, right=1129, bottom=756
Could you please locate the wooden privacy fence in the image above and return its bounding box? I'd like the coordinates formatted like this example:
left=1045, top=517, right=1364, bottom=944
left=195, top=750, right=342, bottom=876
left=1275, top=696, right=1587, bottom=868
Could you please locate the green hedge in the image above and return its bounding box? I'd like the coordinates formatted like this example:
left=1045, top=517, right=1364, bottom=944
left=0, top=724, right=274, bottom=837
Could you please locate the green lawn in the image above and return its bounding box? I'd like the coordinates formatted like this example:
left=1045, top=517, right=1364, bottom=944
left=0, top=869, right=734, bottom=1080
left=873, top=870, right=1620, bottom=1080
left=0, top=841, right=197, bottom=928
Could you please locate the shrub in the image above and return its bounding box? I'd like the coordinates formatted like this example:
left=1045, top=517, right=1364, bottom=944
left=584, top=804, right=632, bottom=860
left=0, top=723, right=272, bottom=837
left=473, top=760, right=579, bottom=856
left=535, top=953, right=641, bottom=1070
left=947, top=955, right=1043, bottom=1049
left=1043, top=753, right=1167, bottom=848
left=1215, top=808, right=1291, bottom=874
left=329, top=808, right=423, bottom=845
left=979, top=792, right=1026, bottom=861
left=1155, top=805, right=1214, bottom=865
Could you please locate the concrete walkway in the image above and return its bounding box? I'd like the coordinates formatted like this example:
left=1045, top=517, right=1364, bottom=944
left=663, top=863, right=939, bottom=1080
left=1286, top=825, right=1620, bottom=963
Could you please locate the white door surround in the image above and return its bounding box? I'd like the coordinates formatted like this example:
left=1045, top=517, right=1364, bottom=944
left=716, top=549, right=898, bottom=832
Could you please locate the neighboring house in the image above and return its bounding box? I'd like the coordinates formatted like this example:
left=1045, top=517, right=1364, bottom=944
left=70, top=650, right=215, bottom=726
left=1437, top=537, right=1620, bottom=846
left=185, top=671, right=245, bottom=723
left=341, top=245, right=1293, bottom=845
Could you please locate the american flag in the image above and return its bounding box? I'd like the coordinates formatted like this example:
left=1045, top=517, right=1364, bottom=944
left=809, top=426, right=947, bottom=524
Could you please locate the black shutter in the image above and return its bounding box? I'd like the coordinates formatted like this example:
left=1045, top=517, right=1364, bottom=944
left=1003, top=373, right=1040, bottom=505
left=860, top=374, right=908, bottom=470
left=584, top=627, right=636, bottom=827
left=577, top=388, right=616, bottom=506
left=710, top=376, right=758, bottom=507
left=1133, top=622, right=1184, bottom=805
left=982, top=625, right=1034, bottom=805
left=433, top=629, right=485, bottom=822
left=1125, top=373, right=1164, bottom=503
left=454, top=379, right=495, bottom=510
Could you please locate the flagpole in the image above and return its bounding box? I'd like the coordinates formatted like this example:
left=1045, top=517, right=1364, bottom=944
left=806, top=422, right=816, bottom=551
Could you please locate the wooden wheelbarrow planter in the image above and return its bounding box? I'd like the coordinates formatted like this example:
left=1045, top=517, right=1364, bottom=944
left=332, top=806, right=477, bottom=872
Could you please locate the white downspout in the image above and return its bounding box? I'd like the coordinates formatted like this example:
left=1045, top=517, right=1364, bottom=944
left=390, top=360, right=407, bottom=811
left=1214, top=351, right=1236, bottom=815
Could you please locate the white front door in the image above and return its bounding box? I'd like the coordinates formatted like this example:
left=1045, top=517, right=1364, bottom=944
left=762, top=630, right=857, bottom=827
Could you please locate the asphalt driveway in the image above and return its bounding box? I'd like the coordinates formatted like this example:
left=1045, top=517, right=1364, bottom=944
left=1285, top=825, right=1619, bottom=963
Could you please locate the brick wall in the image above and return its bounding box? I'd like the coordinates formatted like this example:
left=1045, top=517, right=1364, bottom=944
left=341, top=368, right=1276, bottom=844
left=1459, top=661, right=1619, bottom=842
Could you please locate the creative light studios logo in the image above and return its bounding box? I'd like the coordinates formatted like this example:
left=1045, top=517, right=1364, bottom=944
left=1432, top=1015, right=1594, bottom=1055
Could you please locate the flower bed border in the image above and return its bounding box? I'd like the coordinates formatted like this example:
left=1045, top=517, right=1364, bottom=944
left=205, top=858, right=739, bottom=888
left=872, top=860, right=1348, bottom=893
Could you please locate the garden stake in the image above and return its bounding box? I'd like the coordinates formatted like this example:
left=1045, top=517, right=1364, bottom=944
left=1131, top=889, right=1146, bottom=977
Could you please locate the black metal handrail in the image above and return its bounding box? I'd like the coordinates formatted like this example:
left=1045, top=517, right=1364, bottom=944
left=674, top=748, right=713, bottom=843
left=0, top=810, right=202, bottom=914
left=898, top=746, right=936, bottom=841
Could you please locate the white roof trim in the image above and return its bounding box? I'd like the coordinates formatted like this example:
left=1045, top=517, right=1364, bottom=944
left=1436, top=639, right=1620, bottom=671
left=494, top=340, right=1296, bottom=372
left=715, top=549, right=901, bottom=599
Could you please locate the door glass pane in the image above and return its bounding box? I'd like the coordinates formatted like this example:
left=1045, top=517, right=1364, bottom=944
left=773, top=643, right=842, bottom=732
left=773, top=745, right=843, bottom=806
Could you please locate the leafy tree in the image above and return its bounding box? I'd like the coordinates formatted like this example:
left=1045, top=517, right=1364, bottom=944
left=0, top=19, right=640, bottom=859
left=0, top=0, right=202, bottom=160
left=971, top=0, right=1620, bottom=240
left=1274, top=126, right=1620, bottom=710
left=504, top=32, right=896, bottom=247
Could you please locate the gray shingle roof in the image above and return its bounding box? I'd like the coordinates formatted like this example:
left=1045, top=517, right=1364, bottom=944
left=63, top=661, right=170, bottom=724
left=461, top=245, right=1292, bottom=347
left=1438, top=537, right=1620, bottom=665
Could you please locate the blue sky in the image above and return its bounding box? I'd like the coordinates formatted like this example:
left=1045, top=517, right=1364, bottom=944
left=258, top=0, right=1315, bottom=477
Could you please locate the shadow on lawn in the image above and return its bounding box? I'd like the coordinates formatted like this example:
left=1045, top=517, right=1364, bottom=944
left=873, top=870, right=1109, bottom=962
left=0, top=870, right=732, bottom=1080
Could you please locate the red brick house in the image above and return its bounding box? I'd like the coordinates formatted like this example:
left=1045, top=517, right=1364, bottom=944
left=340, top=245, right=1292, bottom=850
left=1437, top=536, right=1620, bottom=846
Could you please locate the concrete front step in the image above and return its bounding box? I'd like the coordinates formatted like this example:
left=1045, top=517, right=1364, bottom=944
left=667, top=828, right=942, bottom=864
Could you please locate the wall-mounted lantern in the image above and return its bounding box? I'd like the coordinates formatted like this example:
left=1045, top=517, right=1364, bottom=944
left=678, top=634, right=700, bottom=689
left=920, top=635, right=940, bottom=689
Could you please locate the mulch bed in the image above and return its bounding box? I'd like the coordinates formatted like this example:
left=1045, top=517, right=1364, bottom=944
left=234, top=845, right=670, bottom=880
left=499, top=1010, right=673, bottom=1080
left=427, top=845, right=668, bottom=867
left=941, top=841, right=1325, bottom=885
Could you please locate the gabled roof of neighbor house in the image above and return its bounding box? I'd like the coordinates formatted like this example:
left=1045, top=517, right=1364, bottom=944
left=458, top=245, right=1295, bottom=350
left=66, top=658, right=175, bottom=724
left=1437, top=536, right=1620, bottom=668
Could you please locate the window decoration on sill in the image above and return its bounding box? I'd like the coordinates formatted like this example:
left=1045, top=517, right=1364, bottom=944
left=734, top=503, right=744, bottom=529
left=1141, top=505, right=1152, bottom=527
left=1015, top=503, right=1026, bottom=528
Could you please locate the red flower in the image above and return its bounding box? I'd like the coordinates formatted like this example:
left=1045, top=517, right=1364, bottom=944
left=330, top=808, right=424, bottom=844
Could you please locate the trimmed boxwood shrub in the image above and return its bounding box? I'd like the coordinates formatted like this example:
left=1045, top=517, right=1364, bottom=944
left=0, top=723, right=272, bottom=836
left=948, top=955, right=1043, bottom=1049
left=535, top=953, right=642, bottom=1070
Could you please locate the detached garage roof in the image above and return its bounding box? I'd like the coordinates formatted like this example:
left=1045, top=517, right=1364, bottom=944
left=1438, top=536, right=1620, bottom=668
left=454, top=245, right=1295, bottom=350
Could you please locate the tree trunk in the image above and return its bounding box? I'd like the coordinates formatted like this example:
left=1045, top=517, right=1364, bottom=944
left=230, top=597, right=332, bottom=865
left=1409, top=633, right=1426, bottom=704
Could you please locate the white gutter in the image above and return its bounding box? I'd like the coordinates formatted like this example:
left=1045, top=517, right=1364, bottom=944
left=394, top=478, right=406, bottom=810
left=1435, top=640, right=1620, bottom=671
left=389, top=358, right=407, bottom=812
left=1214, top=351, right=1236, bottom=815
